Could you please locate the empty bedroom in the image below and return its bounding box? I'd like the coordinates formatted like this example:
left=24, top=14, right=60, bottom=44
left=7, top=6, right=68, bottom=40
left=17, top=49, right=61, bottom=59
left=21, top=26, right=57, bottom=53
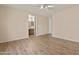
left=0, top=4, right=79, bottom=55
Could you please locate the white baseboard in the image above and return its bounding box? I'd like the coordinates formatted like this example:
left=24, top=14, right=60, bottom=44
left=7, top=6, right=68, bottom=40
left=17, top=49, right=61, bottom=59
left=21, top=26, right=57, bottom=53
left=36, top=33, right=49, bottom=36
left=53, top=35, right=79, bottom=43
left=0, top=37, right=28, bottom=43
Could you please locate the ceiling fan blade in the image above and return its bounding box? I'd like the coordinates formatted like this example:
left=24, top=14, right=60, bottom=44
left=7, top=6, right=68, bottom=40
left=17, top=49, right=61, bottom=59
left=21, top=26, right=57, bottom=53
left=48, top=6, right=54, bottom=8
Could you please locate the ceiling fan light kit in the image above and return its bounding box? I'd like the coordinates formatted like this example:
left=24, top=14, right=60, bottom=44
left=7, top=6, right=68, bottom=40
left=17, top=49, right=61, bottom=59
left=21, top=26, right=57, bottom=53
left=40, top=5, right=44, bottom=9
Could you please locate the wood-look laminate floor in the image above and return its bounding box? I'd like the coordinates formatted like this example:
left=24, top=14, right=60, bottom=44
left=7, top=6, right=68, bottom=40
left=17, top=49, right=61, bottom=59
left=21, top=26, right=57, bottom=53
left=0, top=34, right=79, bottom=55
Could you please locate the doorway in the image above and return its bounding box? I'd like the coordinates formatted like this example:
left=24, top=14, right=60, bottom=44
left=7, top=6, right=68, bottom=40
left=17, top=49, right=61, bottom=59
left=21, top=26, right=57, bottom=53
left=28, top=14, right=36, bottom=38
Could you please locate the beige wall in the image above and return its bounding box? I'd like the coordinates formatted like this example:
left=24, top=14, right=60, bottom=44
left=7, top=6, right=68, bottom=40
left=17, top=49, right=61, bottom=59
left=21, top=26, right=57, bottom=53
left=53, top=7, right=79, bottom=42
left=0, top=6, right=49, bottom=43
left=36, top=15, right=49, bottom=36
left=48, top=16, right=52, bottom=34
left=0, top=6, right=28, bottom=43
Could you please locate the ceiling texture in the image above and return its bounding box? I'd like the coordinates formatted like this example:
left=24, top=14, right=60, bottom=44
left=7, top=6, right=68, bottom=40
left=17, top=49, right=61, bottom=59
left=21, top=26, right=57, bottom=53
left=1, top=4, right=78, bottom=16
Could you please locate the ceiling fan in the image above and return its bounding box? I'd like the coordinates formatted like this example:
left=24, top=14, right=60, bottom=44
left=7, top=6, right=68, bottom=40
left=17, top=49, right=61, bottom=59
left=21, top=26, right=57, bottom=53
left=40, top=4, right=54, bottom=9
left=31, top=4, right=54, bottom=9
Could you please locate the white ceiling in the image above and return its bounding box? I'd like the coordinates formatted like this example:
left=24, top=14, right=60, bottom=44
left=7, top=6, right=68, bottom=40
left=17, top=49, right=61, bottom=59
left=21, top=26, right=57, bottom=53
left=1, top=4, right=78, bottom=16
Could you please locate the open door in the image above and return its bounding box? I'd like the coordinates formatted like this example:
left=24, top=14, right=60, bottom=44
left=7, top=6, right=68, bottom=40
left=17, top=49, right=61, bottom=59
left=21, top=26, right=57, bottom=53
left=28, top=14, right=36, bottom=38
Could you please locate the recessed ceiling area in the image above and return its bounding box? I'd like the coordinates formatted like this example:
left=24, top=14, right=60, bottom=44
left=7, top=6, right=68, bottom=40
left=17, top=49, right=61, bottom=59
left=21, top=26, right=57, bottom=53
left=0, top=4, right=78, bottom=16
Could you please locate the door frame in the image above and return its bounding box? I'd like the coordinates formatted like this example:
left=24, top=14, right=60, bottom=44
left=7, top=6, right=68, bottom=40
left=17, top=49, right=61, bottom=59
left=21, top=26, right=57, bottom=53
left=27, top=14, right=37, bottom=38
